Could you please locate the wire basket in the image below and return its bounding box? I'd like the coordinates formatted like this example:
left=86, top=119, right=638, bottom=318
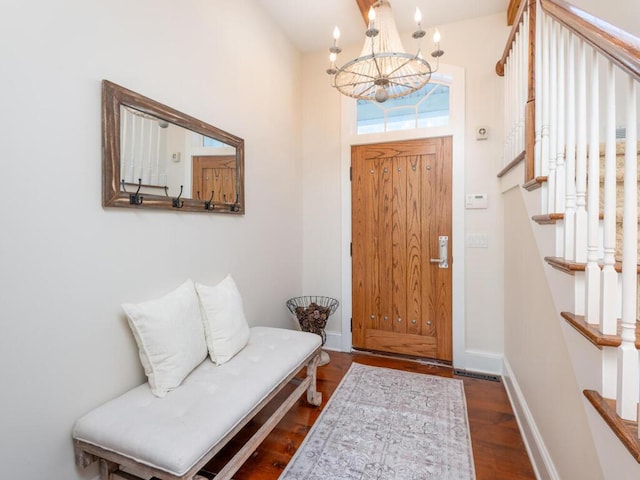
left=286, top=296, right=339, bottom=345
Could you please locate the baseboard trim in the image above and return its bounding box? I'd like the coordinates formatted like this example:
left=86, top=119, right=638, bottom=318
left=323, top=331, right=343, bottom=352
left=503, top=358, right=560, bottom=480
left=462, top=349, right=504, bottom=374
left=322, top=335, right=505, bottom=376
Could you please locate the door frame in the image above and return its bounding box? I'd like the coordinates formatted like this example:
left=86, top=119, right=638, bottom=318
left=338, top=63, right=467, bottom=368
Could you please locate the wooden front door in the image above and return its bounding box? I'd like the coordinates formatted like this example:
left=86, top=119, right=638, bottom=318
left=351, top=137, right=453, bottom=361
left=192, top=156, right=237, bottom=203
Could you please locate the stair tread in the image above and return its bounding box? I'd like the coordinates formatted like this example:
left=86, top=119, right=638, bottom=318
left=545, top=256, right=640, bottom=274
left=533, top=212, right=608, bottom=225
left=560, top=312, right=640, bottom=348
left=532, top=213, right=564, bottom=224
left=584, top=390, right=640, bottom=463
left=523, top=176, right=547, bottom=191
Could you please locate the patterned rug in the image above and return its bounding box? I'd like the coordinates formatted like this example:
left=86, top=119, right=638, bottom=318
left=280, top=363, right=475, bottom=480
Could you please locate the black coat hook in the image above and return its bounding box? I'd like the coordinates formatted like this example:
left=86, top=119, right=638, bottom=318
left=172, top=185, right=184, bottom=208
left=204, top=190, right=215, bottom=210
left=129, top=178, right=143, bottom=205
left=231, top=194, right=240, bottom=212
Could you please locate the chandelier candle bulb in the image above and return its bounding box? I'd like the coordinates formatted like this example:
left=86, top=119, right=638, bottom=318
left=366, top=7, right=379, bottom=37
left=412, top=7, right=425, bottom=38
left=329, top=26, right=342, bottom=54
left=432, top=29, right=444, bottom=58
left=326, top=52, right=338, bottom=75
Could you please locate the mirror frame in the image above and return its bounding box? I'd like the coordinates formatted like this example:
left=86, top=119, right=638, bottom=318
left=102, top=80, right=245, bottom=214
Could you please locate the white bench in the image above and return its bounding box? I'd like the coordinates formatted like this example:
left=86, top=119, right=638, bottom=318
left=73, top=327, right=322, bottom=480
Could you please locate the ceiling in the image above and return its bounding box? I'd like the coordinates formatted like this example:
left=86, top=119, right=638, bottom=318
left=255, top=0, right=509, bottom=53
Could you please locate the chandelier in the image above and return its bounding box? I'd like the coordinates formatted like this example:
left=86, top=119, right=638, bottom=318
left=326, top=0, right=443, bottom=103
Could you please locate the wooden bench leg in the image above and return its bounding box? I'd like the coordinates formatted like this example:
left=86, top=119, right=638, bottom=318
left=99, top=459, right=119, bottom=480
left=306, top=353, right=322, bottom=406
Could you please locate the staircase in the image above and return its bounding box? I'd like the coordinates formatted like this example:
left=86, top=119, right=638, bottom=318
left=497, top=0, right=640, bottom=477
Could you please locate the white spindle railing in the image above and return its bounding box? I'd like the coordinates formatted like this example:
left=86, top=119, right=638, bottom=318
left=502, top=0, right=640, bottom=428
left=502, top=8, right=529, bottom=168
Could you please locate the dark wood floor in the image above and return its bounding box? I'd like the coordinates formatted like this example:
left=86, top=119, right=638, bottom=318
left=204, top=351, right=536, bottom=479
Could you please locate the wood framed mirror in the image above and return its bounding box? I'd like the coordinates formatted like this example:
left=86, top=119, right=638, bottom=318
left=102, top=80, right=245, bottom=214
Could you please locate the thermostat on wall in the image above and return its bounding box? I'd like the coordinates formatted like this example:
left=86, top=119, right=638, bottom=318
left=476, top=126, right=489, bottom=140
left=465, top=193, right=488, bottom=209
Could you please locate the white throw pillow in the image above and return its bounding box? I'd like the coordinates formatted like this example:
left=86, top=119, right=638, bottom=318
left=196, top=275, right=250, bottom=365
left=122, top=279, right=207, bottom=398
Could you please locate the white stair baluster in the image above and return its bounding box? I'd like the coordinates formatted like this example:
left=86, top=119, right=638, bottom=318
left=540, top=13, right=551, bottom=213
left=585, top=47, right=601, bottom=325
left=555, top=29, right=566, bottom=216
left=600, top=62, right=618, bottom=335
left=534, top=3, right=542, bottom=178
left=564, top=34, right=576, bottom=261
left=547, top=20, right=557, bottom=214
left=616, top=77, right=638, bottom=421
left=574, top=40, right=588, bottom=264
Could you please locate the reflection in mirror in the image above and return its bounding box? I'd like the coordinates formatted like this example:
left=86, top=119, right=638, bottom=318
left=119, top=106, right=238, bottom=202
left=102, top=80, right=244, bottom=214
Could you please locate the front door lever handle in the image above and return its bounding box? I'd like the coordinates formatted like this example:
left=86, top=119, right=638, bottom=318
left=430, top=236, right=449, bottom=268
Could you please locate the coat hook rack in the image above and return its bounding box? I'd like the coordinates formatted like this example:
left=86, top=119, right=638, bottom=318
left=128, top=178, right=143, bottom=205
left=172, top=185, right=184, bottom=208
left=163, top=186, right=169, bottom=197
left=204, top=190, right=215, bottom=210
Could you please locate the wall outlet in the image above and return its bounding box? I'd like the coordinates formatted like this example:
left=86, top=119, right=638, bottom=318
left=466, top=233, right=489, bottom=248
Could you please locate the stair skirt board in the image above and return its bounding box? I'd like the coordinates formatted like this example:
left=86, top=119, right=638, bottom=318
left=503, top=359, right=561, bottom=480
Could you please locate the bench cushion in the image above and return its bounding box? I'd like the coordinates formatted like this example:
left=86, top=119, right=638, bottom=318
left=72, top=327, right=321, bottom=476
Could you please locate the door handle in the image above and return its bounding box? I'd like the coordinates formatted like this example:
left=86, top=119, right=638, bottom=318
left=429, top=236, right=449, bottom=268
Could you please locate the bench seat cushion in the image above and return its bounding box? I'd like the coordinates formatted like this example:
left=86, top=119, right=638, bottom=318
left=72, top=327, right=321, bottom=477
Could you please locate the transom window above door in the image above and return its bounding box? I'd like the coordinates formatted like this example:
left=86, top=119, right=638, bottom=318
left=356, top=82, right=450, bottom=135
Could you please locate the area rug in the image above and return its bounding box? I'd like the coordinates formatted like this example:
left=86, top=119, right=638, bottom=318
left=279, top=363, right=475, bottom=480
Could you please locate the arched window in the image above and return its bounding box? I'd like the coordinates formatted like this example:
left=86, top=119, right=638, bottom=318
left=356, top=82, right=450, bottom=134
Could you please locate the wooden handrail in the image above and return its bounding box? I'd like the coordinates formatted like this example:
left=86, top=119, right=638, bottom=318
left=541, top=0, right=640, bottom=81
left=496, top=0, right=530, bottom=76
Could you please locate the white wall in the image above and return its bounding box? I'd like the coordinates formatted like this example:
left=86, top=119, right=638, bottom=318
left=0, top=1, right=302, bottom=478
left=503, top=186, right=605, bottom=479
left=570, top=0, right=639, bottom=36
left=301, top=13, right=509, bottom=367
